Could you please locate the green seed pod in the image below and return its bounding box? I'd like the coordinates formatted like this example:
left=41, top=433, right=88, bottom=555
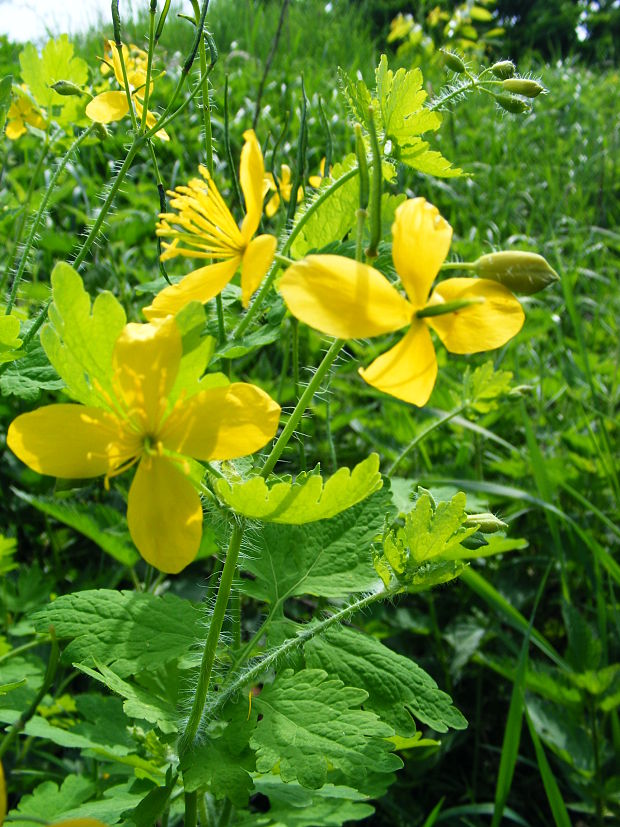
left=490, top=60, right=515, bottom=79
left=472, top=251, right=559, bottom=294
left=464, top=513, right=508, bottom=533
left=440, top=49, right=466, bottom=74
left=502, top=78, right=545, bottom=98
left=495, top=93, right=530, bottom=114
left=50, top=80, right=85, bottom=97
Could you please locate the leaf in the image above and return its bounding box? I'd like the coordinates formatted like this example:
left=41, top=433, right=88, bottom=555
left=19, top=36, right=88, bottom=124
left=181, top=739, right=255, bottom=807
left=0, top=339, right=64, bottom=400
left=168, top=301, right=215, bottom=402
left=32, top=589, right=202, bottom=677
left=305, top=626, right=467, bottom=735
left=75, top=662, right=178, bottom=735
left=244, top=775, right=374, bottom=827
left=0, top=315, right=22, bottom=362
left=375, top=55, right=441, bottom=146
left=0, top=74, right=12, bottom=132
left=14, top=490, right=139, bottom=567
left=7, top=776, right=94, bottom=826
left=251, top=668, right=401, bottom=790
left=40, top=261, right=126, bottom=406
left=374, top=491, right=477, bottom=590
left=239, top=489, right=391, bottom=605
left=337, top=69, right=372, bottom=128
left=464, top=361, right=514, bottom=413
left=398, top=138, right=463, bottom=177
left=0, top=535, right=18, bottom=576
left=290, top=154, right=359, bottom=258
left=216, top=454, right=382, bottom=523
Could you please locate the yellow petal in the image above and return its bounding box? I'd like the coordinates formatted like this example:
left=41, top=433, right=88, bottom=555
left=265, top=192, right=280, bottom=218
left=112, top=317, right=182, bottom=433
left=240, top=129, right=266, bottom=242
left=5, top=119, right=26, bottom=140
left=134, top=98, right=169, bottom=141
left=426, top=277, right=525, bottom=353
left=86, top=91, right=129, bottom=124
left=392, top=198, right=453, bottom=307
left=127, top=455, right=202, bottom=573
left=241, top=234, right=277, bottom=306
left=280, top=255, right=412, bottom=339
left=142, top=258, right=240, bottom=321
left=161, top=383, right=280, bottom=461
left=360, top=322, right=438, bottom=406
left=7, top=405, right=137, bottom=478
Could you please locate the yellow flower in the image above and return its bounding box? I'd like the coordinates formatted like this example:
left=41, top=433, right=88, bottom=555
left=6, top=86, right=46, bottom=140
left=86, top=40, right=168, bottom=141
left=309, top=157, right=332, bottom=188
left=264, top=164, right=304, bottom=218
left=143, top=130, right=277, bottom=319
left=7, top=317, right=280, bottom=574
left=280, top=197, right=525, bottom=406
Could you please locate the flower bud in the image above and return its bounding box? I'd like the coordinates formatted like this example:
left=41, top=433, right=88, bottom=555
left=93, top=122, right=109, bottom=141
left=501, top=78, right=545, bottom=98
left=495, top=93, right=530, bottom=114
left=464, top=513, right=508, bottom=533
left=440, top=49, right=466, bottom=74
left=50, top=80, right=85, bottom=97
left=490, top=60, right=515, bottom=79
left=472, top=251, right=559, bottom=294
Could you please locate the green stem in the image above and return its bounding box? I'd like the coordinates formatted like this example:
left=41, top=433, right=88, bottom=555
left=1, top=136, right=50, bottom=295
left=260, top=337, right=344, bottom=478
left=211, top=587, right=393, bottom=720
left=139, top=2, right=157, bottom=132
left=365, top=106, right=382, bottom=261
left=387, top=404, right=467, bottom=476
left=440, top=261, right=475, bottom=270
left=5, top=126, right=95, bottom=315
left=291, top=318, right=306, bottom=470
left=73, top=138, right=142, bottom=269
left=0, top=630, right=59, bottom=759
left=179, top=520, right=245, bottom=756
left=185, top=790, right=198, bottom=827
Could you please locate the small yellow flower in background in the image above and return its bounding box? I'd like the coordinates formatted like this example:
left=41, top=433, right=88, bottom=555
left=86, top=40, right=168, bottom=141
left=309, top=157, right=332, bottom=188
left=143, top=130, right=277, bottom=319
left=280, top=197, right=525, bottom=406
left=100, top=39, right=147, bottom=79
left=264, top=164, right=304, bottom=217
left=5, top=86, right=46, bottom=140
left=7, top=317, right=280, bottom=574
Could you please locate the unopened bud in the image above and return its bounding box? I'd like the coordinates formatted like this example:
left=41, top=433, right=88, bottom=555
left=473, top=251, right=559, bottom=294
left=50, top=80, right=85, bottom=97
left=93, top=122, right=109, bottom=141
left=490, top=60, right=515, bottom=79
left=495, top=93, right=530, bottom=114
left=464, top=513, right=508, bottom=533
left=502, top=78, right=545, bottom=98
left=441, top=49, right=466, bottom=74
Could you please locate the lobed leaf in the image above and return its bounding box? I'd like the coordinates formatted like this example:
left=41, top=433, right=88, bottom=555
left=40, top=262, right=127, bottom=407
left=251, top=668, right=402, bottom=790
left=305, top=626, right=467, bottom=734
left=32, top=589, right=202, bottom=677
left=240, top=489, right=391, bottom=605
left=216, top=454, right=382, bottom=524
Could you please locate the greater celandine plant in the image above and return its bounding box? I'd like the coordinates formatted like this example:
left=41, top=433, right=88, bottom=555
left=0, top=2, right=559, bottom=824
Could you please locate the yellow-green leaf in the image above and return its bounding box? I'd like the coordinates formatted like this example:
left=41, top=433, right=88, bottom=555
left=216, top=454, right=382, bottom=524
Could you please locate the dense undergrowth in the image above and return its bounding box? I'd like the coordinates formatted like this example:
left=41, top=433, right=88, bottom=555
left=0, top=1, right=618, bottom=825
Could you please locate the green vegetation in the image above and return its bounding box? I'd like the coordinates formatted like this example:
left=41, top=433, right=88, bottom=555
left=0, top=1, right=618, bottom=825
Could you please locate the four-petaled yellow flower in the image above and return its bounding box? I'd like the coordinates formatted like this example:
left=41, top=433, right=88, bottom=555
left=7, top=317, right=280, bottom=574
left=6, top=86, right=46, bottom=140
left=143, top=130, right=277, bottom=319
left=280, top=197, right=525, bottom=406
left=264, top=164, right=303, bottom=218
left=86, top=40, right=169, bottom=141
